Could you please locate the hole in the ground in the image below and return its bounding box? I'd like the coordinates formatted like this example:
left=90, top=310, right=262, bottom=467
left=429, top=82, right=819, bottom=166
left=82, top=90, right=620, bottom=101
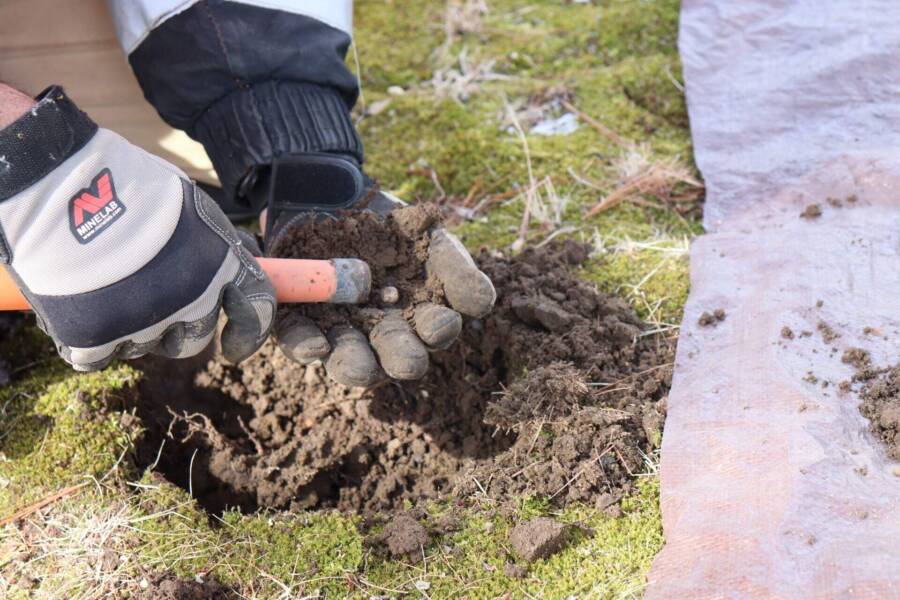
left=131, top=242, right=672, bottom=517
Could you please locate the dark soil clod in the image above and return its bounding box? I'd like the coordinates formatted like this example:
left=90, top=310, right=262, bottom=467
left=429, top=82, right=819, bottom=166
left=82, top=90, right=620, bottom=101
left=368, top=514, right=429, bottom=562
left=135, top=572, right=237, bottom=600
left=509, top=517, right=570, bottom=562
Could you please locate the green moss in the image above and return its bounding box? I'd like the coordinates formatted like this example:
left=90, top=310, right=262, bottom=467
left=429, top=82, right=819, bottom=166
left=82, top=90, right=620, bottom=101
left=353, top=0, right=443, bottom=88
left=360, top=480, right=662, bottom=599
left=0, top=358, right=137, bottom=513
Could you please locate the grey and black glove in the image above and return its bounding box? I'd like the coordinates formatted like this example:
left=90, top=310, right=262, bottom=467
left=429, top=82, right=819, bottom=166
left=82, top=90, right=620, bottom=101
left=255, top=153, right=496, bottom=387
left=0, top=87, right=275, bottom=371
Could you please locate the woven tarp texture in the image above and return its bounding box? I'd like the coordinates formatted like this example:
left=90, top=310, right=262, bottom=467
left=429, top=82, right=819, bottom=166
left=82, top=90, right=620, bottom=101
left=646, top=1, right=900, bottom=598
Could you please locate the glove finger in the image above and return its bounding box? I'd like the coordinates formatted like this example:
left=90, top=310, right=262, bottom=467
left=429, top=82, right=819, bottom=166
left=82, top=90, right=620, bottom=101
left=62, top=306, right=221, bottom=369
left=370, top=312, right=429, bottom=380
left=413, top=303, right=462, bottom=350
left=275, top=312, right=330, bottom=365
left=324, top=326, right=384, bottom=388
left=157, top=322, right=217, bottom=360
left=220, top=283, right=275, bottom=364
left=64, top=346, right=113, bottom=373
left=426, top=228, right=496, bottom=318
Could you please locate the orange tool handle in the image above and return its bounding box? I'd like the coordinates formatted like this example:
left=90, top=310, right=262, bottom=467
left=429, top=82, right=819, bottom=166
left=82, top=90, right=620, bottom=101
left=0, top=257, right=371, bottom=311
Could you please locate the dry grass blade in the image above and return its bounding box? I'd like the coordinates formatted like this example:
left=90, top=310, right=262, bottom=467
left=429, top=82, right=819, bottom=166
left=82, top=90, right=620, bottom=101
left=504, top=97, right=537, bottom=251
left=561, top=100, right=630, bottom=147
left=585, top=146, right=703, bottom=217
left=0, top=482, right=89, bottom=528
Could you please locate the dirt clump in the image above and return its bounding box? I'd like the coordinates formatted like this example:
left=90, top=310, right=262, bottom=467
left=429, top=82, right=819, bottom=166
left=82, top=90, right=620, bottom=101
left=509, top=517, right=570, bottom=562
left=135, top=572, right=237, bottom=600
left=133, top=234, right=671, bottom=516
left=859, top=365, right=900, bottom=460
left=367, top=514, right=429, bottom=561
left=800, top=204, right=822, bottom=219
left=818, top=320, right=840, bottom=343
left=841, top=347, right=873, bottom=374
left=484, top=361, right=588, bottom=428
left=698, top=308, right=726, bottom=327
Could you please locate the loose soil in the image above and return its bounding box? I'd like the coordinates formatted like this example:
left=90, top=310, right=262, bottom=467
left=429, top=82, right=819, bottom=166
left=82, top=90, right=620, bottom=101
left=268, top=204, right=446, bottom=331
left=133, top=215, right=672, bottom=516
left=833, top=344, right=900, bottom=460
left=135, top=571, right=237, bottom=600
left=858, top=364, right=900, bottom=460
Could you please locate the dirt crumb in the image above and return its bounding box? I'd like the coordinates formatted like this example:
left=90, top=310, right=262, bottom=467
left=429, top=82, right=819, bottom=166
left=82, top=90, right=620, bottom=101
left=698, top=309, right=726, bottom=327
left=135, top=572, right=237, bottom=600
left=509, top=518, right=570, bottom=562
left=817, top=321, right=840, bottom=343
left=781, top=326, right=794, bottom=340
left=800, top=204, right=822, bottom=219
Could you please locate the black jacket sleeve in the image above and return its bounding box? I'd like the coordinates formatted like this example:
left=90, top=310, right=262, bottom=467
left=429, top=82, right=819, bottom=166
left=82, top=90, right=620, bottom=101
left=128, top=0, right=364, bottom=202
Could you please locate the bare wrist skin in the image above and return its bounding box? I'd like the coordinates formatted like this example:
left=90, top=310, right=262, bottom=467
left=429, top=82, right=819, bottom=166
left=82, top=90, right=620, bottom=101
left=0, top=84, right=35, bottom=130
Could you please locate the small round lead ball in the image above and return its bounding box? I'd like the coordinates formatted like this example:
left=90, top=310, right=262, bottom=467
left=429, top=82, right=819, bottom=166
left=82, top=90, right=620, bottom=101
left=380, top=286, right=400, bottom=305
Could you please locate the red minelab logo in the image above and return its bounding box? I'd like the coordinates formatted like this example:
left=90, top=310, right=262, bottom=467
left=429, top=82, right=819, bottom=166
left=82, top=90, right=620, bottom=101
left=68, top=168, right=126, bottom=244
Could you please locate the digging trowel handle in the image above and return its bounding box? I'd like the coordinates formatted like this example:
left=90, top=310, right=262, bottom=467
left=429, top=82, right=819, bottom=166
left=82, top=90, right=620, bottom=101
left=0, top=257, right=371, bottom=311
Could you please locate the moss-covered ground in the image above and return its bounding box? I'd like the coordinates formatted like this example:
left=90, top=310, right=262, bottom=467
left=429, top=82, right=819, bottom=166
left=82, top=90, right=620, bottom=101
left=0, top=1, right=700, bottom=597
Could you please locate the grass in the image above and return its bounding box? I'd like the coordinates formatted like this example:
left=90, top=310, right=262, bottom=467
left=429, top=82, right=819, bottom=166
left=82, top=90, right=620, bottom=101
left=0, top=0, right=700, bottom=597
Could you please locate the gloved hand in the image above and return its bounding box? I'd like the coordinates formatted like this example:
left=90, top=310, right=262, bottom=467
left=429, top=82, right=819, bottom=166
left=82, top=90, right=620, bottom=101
left=253, top=153, right=496, bottom=387
left=0, top=87, right=275, bottom=370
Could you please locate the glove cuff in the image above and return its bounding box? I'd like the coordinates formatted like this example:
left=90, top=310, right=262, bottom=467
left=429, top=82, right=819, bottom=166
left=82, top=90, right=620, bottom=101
left=0, top=86, right=98, bottom=203
left=192, top=81, right=364, bottom=204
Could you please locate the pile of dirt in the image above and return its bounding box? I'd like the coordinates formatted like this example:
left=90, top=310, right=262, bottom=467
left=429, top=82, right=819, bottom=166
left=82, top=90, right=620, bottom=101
left=133, top=215, right=672, bottom=515
left=858, top=365, right=900, bottom=460
left=834, top=345, right=899, bottom=460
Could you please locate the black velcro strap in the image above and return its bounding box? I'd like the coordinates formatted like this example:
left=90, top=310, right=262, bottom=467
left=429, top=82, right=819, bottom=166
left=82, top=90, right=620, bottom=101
left=0, top=86, right=98, bottom=202
left=255, top=153, right=366, bottom=216
left=192, top=81, right=364, bottom=202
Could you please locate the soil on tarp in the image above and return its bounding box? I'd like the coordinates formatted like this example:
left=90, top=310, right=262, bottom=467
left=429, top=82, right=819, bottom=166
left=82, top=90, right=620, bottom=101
left=133, top=217, right=672, bottom=516
left=858, top=364, right=900, bottom=460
